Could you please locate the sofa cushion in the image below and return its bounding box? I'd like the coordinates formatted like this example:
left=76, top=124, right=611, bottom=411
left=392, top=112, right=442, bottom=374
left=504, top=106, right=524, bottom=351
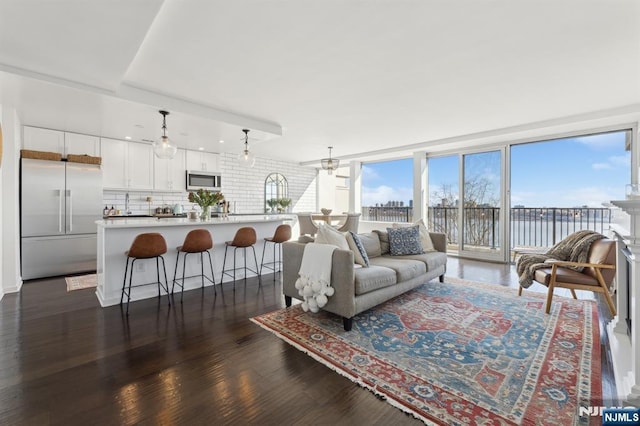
left=315, top=223, right=349, bottom=250
left=393, top=219, right=436, bottom=252
left=369, top=257, right=427, bottom=282
left=373, top=230, right=390, bottom=254
left=382, top=252, right=447, bottom=272
left=354, top=265, right=397, bottom=295
left=387, top=225, right=423, bottom=255
left=357, top=232, right=382, bottom=258
left=346, top=231, right=370, bottom=267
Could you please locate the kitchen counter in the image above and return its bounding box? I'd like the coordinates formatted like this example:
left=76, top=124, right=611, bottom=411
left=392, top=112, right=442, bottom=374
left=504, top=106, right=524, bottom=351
left=95, top=215, right=295, bottom=307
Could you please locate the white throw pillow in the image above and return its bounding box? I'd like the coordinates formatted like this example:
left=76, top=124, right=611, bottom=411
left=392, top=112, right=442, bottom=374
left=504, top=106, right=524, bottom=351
left=315, top=223, right=350, bottom=251
left=393, top=219, right=435, bottom=252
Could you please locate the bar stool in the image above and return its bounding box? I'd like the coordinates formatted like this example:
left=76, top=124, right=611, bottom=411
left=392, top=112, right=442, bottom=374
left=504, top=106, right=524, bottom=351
left=221, top=226, right=261, bottom=287
left=172, top=229, right=216, bottom=302
left=260, top=224, right=291, bottom=281
left=121, top=232, right=171, bottom=315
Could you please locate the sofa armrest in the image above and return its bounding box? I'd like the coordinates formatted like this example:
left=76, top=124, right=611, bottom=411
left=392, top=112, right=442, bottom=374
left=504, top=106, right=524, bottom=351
left=283, top=242, right=356, bottom=306
left=429, top=232, right=447, bottom=253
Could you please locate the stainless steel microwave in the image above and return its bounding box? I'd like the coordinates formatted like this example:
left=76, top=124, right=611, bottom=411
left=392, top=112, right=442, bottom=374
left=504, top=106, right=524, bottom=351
left=186, top=170, right=222, bottom=191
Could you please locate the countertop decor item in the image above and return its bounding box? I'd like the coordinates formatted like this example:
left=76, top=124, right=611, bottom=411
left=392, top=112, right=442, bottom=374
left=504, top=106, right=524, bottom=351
left=188, top=188, right=224, bottom=220
left=277, top=197, right=291, bottom=213
left=320, top=208, right=332, bottom=215
left=153, top=110, right=178, bottom=159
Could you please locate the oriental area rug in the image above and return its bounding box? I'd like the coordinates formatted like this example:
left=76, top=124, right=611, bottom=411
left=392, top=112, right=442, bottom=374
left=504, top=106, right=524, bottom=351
left=251, top=279, right=601, bottom=425
left=65, top=273, right=97, bottom=291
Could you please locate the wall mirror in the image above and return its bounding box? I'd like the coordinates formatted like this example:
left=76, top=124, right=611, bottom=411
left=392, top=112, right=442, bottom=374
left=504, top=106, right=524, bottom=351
left=264, top=173, right=289, bottom=212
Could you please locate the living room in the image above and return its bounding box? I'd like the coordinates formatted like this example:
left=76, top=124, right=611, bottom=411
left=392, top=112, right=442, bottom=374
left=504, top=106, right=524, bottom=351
left=1, top=1, right=639, bottom=424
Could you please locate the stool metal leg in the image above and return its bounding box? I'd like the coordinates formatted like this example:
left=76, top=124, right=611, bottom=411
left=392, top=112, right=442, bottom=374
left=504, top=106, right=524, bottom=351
left=206, top=250, right=216, bottom=294
left=159, top=255, right=171, bottom=306
left=251, top=245, right=261, bottom=286
left=121, top=257, right=130, bottom=305
left=172, top=251, right=181, bottom=294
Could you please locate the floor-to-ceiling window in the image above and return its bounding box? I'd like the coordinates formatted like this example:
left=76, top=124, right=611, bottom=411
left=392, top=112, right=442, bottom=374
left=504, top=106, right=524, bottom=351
left=427, top=155, right=460, bottom=250
left=461, top=150, right=504, bottom=260
left=361, top=158, right=413, bottom=222
left=510, top=130, right=630, bottom=251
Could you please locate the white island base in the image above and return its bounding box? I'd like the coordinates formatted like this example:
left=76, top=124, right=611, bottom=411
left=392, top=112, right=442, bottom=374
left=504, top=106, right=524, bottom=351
left=96, top=215, right=293, bottom=307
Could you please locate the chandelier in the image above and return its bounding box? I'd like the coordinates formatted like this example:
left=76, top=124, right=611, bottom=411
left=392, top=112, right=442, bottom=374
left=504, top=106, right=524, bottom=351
left=320, top=146, right=340, bottom=174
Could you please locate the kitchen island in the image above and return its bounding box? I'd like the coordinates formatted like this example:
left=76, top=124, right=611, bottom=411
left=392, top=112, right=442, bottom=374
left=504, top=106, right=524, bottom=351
left=95, top=215, right=294, bottom=307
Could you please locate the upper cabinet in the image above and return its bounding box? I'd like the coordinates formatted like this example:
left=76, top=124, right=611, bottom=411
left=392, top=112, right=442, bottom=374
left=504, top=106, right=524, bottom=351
left=154, top=148, right=186, bottom=191
left=23, top=126, right=100, bottom=158
left=101, top=138, right=153, bottom=190
left=186, top=150, right=220, bottom=172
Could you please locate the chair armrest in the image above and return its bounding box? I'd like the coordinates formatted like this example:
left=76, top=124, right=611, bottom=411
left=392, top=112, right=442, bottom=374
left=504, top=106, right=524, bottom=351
left=543, top=259, right=615, bottom=269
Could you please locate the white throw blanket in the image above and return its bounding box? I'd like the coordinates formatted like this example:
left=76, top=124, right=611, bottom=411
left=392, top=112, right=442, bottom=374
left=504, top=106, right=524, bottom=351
left=295, top=243, right=336, bottom=313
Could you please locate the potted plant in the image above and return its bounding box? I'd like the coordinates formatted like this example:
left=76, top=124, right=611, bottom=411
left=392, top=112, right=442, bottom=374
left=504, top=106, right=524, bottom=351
left=277, top=197, right=292, bottom=213
left=188, top=189, right=224, bottom=220
left=266, top=198, right=279, bottom=213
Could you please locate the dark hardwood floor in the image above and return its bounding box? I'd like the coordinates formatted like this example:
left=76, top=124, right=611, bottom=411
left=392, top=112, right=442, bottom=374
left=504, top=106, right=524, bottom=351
left=0, top=258, right=617, bottom=425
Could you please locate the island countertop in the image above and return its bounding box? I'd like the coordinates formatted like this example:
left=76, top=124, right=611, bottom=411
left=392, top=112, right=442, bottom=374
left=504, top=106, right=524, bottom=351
left=96, top=214, right=294, bottom=229
left=95, top=215, right=294, bottom=307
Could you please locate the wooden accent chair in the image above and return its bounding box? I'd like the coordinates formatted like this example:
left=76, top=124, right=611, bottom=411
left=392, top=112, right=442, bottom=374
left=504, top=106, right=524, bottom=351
left=518, top=238, right=617, bottom=315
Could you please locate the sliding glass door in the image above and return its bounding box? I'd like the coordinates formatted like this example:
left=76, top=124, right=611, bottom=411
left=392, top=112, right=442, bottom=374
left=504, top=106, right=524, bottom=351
left=460, top=150, right=504, bottom=260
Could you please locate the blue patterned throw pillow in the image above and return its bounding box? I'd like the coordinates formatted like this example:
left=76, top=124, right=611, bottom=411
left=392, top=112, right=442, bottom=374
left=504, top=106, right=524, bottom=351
left=387, top=225, right=423, bottom=255
left=347, top=231, right=370, bottom=267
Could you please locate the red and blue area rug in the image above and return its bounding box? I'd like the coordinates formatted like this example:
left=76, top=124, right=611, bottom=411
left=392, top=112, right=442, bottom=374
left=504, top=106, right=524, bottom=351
left=251, top=279, right=601, bottom=425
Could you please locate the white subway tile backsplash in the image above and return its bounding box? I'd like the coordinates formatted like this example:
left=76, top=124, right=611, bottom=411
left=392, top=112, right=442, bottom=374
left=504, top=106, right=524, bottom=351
left=104, top=152, right=318, bottom=215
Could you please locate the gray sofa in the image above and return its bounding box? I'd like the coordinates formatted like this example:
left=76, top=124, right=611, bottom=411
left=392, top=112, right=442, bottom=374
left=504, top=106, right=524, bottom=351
left=283, top=230, right=447, bottom=331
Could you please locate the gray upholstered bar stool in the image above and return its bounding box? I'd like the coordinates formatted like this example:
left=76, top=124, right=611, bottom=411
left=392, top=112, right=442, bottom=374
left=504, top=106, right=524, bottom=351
left=260, top=224, right=291, bottom=281
left=172, top=228, right=216, bottom=302
left=221, top=226, right=261, bottom=287
left=121, top=232, right=171, bottom=315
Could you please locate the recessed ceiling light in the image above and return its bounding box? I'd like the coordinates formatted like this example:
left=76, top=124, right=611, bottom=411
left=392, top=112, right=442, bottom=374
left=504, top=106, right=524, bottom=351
left=219, top=140, right=224, bottom=144
left=198, top=147, right=204, bottom=151
left=134, top=124, right=144, bottom=128
left=125, top=136, right=132, bottom=140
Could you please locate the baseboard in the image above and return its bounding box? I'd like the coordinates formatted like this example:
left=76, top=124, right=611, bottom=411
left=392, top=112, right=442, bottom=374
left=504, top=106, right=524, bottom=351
left=3, top=279, right=23, bottom=294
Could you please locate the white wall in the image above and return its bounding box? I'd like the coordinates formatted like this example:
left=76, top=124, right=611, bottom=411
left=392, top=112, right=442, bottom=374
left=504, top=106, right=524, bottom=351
left=1, top=106, right=23, bottom=295
left=219, top=152, right=316, bottom=214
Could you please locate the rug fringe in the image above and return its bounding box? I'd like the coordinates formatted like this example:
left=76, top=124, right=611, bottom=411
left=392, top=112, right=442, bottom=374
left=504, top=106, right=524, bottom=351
left=250, top=316, right=438, bottom=425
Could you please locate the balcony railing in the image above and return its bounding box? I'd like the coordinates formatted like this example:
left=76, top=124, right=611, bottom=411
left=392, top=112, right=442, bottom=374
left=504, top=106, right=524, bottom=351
left=362, top=205, right=612, bottom=249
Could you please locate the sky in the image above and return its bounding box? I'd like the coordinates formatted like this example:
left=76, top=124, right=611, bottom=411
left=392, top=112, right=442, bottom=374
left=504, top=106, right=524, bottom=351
left=362, top=130, right=629, bottom=208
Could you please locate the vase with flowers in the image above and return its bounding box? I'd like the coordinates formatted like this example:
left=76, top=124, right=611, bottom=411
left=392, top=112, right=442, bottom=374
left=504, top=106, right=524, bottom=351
left=188, top=189, right=225, bottom=221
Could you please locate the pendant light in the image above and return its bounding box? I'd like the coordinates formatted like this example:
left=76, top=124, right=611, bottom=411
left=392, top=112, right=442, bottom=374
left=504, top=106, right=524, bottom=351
left=153, top=110, right=178, bottom=159
left=238, top=128, right=256, bottom=167
left=320, top=146, right=340, bottom=174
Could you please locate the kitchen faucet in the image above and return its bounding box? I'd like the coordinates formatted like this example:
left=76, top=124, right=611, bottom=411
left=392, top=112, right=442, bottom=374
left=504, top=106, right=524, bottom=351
left=125, top=192, right=131, bottom=215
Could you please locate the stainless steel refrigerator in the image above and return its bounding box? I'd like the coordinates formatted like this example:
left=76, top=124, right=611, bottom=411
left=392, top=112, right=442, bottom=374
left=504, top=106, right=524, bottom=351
left=21, top=158, right=103, bottom=279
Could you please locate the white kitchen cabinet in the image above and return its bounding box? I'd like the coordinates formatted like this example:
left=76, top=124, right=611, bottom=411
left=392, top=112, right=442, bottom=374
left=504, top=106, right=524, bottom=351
left=186, top=150, right=220, bottom=172
left=23, top=127, right=64, bottom=154
left=127, top=142, right=154, bottom=190
left=23, top=126, right=100, bottom=158
left=154, top=148, right=186, bottom=191
left=64, top=132, right=100, bottom=157
left=101, top=138, right=153, bottom=190
left=101, top=138, right=127, bottom=188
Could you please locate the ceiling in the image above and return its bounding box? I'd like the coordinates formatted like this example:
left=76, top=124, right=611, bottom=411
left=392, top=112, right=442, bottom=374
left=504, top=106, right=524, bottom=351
left=1, top=0, right=639, bottom=164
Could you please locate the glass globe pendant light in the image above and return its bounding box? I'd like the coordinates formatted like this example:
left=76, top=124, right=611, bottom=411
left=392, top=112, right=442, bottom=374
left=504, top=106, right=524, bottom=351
left=153, top=110, right=178, bottom=159
left=238, top=128, right=256, bottom=167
